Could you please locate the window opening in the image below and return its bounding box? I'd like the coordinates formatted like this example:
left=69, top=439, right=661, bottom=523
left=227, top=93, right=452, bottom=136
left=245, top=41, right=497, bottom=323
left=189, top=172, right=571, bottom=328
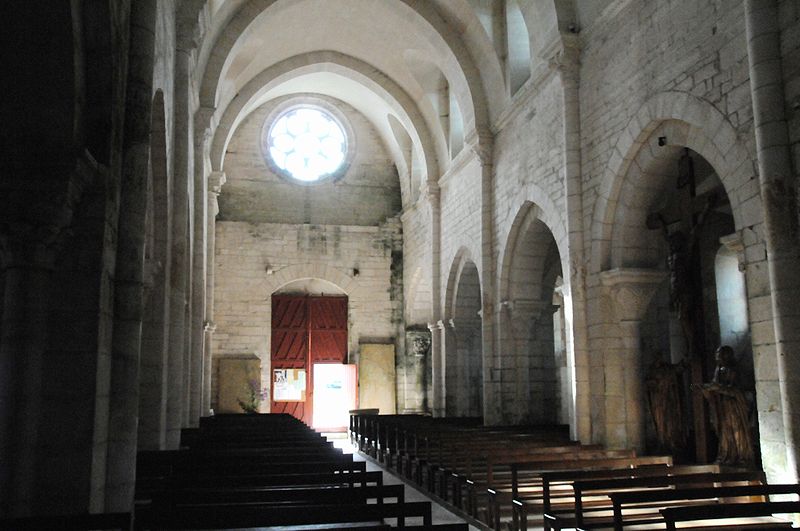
left=268, top=107, right=346, bottom=182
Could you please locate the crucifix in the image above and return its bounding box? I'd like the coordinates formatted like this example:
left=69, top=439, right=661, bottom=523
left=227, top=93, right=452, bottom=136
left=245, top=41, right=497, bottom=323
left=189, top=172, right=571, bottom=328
left=646, top=147, right=719, bottom=463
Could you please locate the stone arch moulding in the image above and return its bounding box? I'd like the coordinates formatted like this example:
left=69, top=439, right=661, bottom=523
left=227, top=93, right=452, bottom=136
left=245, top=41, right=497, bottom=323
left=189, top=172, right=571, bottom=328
left=590, top=91, right=759, bottom=273
left=197, top=0, right=490, bottom=137
left=497, top=197, right=569, bottom=304
left=443, top=246, right=482, bottom=322
left=209, top=51, right=440, bottom=187
left=262, top=263, right=361, bottom=298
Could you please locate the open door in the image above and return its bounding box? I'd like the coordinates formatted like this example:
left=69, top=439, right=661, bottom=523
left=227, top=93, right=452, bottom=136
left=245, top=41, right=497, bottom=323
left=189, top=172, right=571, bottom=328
left=312, top=363, right=357, bottom=431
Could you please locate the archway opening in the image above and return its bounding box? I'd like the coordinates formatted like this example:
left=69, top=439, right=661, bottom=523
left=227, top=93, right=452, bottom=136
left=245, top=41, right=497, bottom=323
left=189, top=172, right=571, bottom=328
left=503, top=215, right=564, bottom=425
left=613, top=129, right=757, bottom=465
left=447, top=261, right=483, bottom=418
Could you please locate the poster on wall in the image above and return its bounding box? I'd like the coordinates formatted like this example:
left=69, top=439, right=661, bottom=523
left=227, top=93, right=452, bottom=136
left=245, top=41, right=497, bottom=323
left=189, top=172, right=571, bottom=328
left=273, top=368, right=306, bottom=401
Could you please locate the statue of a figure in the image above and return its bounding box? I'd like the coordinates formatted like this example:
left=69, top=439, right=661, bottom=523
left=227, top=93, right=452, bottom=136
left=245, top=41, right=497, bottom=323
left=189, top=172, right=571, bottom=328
left=696, top=346, right=754, bottom=465
left=647, top=193, right=718, bottom=357
left=646, top=356, right=687, bottom=454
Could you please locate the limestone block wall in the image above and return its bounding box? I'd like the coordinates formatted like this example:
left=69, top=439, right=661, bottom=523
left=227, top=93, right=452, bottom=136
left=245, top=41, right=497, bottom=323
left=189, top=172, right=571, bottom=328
left=400, top=201, right=434, bottom=412
left=218, top=94, right=400, bottom=226
left=440, top=157, right=484, bottom=292
left=212, top=220, right=402, bottom=411
left=491, top=72, right=569, bottom=424
left=574, top=0, right=780, bottom=471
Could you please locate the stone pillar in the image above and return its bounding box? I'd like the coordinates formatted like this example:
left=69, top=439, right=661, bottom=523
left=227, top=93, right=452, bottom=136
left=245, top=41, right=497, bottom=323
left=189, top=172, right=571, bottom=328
left=470, top=134, right=499, bottom=425
left=600, top=268, right=665, bottom=451
left=0, top=234, right=55, bottom=517
left=428, top=320, right=445, bottom=417
left=104, top=0, right=156, bottom=511
left=548, top=33, right=591, bottom=443
left=426, top=180, right=444, bottom=417
left=745, top=0, right=800, bottom=482
left=202, top=171, right=225, bottom=415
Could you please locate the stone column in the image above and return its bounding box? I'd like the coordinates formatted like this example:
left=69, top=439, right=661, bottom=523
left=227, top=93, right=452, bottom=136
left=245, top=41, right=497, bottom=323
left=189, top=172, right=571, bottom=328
left=426, top=179, right=444, bottom=417
left=549, top=33, right=591, bottom=443
left=745, top=0, right=800, bottom=482
left=600, top=268, right=665, bottom=451
left=104, top=0, right=156, bottom=511
left=202, top=171, right=225, bottom=415
left=505, top=299, right=541, bottom=423
left=428, top=321, right=445, bottom=417
left=470, top=134, right=499, bottom=425
left=0, top=233, right=56, bottom=517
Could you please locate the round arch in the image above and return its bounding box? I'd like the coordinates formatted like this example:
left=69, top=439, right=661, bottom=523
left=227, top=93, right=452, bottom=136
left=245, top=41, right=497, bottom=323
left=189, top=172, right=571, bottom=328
left=590, top=91, right=758, bottom=274
left=210, top=51, right=441, bottom=191
left=196, top=0, right=492, bottom=164
left=498, top=199, right=569, bottom=304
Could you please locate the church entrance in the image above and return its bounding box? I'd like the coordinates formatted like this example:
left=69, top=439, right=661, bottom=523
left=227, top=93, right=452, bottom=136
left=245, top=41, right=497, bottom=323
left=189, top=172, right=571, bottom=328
left=270, top=295, right=348, bottom=425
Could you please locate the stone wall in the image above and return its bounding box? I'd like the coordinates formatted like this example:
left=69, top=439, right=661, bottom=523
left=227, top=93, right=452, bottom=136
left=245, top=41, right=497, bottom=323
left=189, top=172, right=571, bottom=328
left=218, top=94, right=401, bottom=226
left=212, top=219, right=402, bottom=411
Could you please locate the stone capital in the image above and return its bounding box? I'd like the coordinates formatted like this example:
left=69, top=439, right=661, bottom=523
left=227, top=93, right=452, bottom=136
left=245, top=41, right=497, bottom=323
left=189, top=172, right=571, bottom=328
left=203, top=321, right=217, bottom=333
left=541, top=33, right=579, bottom=73
left=208, top=171, right=226, bottom=195
left=427, top=320, right=443, bottom=332
left=421, top=180, right=440, bottom=204
left=600, top=268, right=666, bottom=322
left=464, top=127, right=494, bottom=166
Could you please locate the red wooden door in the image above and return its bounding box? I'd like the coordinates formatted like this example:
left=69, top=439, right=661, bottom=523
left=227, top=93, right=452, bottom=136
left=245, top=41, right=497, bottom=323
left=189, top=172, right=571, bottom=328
left=271, top=295, right=347, bottom=424
left=271, top=296, right=309, bottom=422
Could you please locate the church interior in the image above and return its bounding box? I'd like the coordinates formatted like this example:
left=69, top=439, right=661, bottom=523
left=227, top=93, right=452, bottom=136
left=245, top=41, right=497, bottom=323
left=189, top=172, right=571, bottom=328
left=2, top=0, right=800, bottom=527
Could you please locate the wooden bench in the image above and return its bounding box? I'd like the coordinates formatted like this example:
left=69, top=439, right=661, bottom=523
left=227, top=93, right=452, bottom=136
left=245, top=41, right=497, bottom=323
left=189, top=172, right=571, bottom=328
left=136, top=499, right=435, bottom=529
left=588, top=483, right=800, bottom=530
left=660, top=499, right=800, bottom=530
left=136, top=469, right=385, bottom=498
left=490, top=457, right=675, bottom=530
left=0, top=512, right=132, bottom=530
left=543, top=470, right=766, bottom=530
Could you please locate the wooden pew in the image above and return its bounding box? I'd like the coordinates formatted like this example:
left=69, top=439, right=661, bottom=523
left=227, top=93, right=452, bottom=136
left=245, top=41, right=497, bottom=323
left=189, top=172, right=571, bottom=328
left=136, top=499, right=435, bottom=529
left=660, top=500, right=800, bottom=530
left=138, top=413, right=470, bottom=530
left=0, top=512, right=132, bottom=531
left=492, top=456, right=675, bottom=530
left=543, top=470, right=766, bottom=530
left=592, top=483, right=800, bottom=530
left=136, top=469, right=385, bottom=499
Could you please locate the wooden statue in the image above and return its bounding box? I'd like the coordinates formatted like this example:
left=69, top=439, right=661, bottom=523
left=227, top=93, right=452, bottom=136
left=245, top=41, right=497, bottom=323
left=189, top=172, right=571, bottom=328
left=646, top=356, right=687, bottom=454
left=697, top=345, right=755, bottom=465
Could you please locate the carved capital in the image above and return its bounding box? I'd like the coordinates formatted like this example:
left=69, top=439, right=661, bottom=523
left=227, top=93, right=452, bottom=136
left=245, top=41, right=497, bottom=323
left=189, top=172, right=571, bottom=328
left=543, top=34, right=581, bottom=88
left=204, top=320, right=217, bottom=334
left=208, top=171, right=226, bottom=196
left=428, top=320, right=443, bottom=332
left=422, top=181, right=440, bottom=205
left=464, top=128, right=494, bottom=166
left=600, top=268, right=666, bottom=322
